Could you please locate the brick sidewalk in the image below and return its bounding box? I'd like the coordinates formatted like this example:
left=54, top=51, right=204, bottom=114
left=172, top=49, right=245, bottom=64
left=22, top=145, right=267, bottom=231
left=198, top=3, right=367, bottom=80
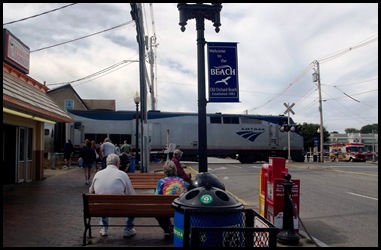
left=3, top=163, right=175, bottom=247
left=3, top=161, right=315, bottom=247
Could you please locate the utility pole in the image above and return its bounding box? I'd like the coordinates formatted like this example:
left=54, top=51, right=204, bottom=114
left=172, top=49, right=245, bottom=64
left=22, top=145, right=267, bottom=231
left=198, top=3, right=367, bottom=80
left=313, top=60, right=324, bottom=163
left=149, top=3, right=158, bottom=110
left=148, top=35, right=157, bottom=110
left=130, top=3, right=148, bottom=172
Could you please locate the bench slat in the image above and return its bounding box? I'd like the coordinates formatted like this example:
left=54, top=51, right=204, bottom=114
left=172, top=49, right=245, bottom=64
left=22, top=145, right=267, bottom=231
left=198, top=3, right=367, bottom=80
left=128, top=173, right=165, bottom=178
left=86, top=194, right=176, bottom=203
left=128, top=173, right=165, bottom=190
left=88, top=205, right=175, bottom=217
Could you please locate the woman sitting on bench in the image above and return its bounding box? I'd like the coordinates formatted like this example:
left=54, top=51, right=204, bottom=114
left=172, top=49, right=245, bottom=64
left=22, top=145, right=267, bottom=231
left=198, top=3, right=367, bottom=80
left=154, top=160, right=186, bottom=240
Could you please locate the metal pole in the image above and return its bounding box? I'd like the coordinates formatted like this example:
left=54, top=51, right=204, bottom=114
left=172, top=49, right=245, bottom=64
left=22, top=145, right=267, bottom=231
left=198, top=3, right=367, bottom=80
left=287, top=105, right=291, bottom=161
left=313, top=60, right=324, bottom=163
left=372, top=129, right=375, bottom=162
left=195, top=15, right=208, bottom=172
left=177, top=3, right=222, bottom=173
left=135, top=103, right=140, bottom=172
left=130, top=3, right=146, bottom=172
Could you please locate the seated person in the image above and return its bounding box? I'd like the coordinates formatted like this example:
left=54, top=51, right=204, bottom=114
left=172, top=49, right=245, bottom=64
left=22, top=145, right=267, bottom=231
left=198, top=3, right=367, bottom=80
left=155, top=160, right=186, bottom=239
left=89, top=154, right=136, bottom=238
left=119, top=152, right=131, bottom=172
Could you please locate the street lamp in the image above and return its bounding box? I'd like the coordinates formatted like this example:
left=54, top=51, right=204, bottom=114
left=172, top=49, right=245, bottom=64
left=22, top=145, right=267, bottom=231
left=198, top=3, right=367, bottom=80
left=177, top=3, right=222, bottom=173
left=134, top=91, right=140, bottom=172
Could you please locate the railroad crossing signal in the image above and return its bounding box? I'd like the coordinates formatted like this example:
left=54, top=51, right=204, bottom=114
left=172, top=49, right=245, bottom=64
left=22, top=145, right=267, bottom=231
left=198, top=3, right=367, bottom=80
left=280, top=102, right=300, bottom=133
left=284, top=102, right=295, bottom=115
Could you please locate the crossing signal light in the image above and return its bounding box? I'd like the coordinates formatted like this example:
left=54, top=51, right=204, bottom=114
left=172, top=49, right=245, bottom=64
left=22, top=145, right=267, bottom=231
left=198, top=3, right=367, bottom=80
left=283, top=124, right=290, bottom=132
left=279, top=124, right=301, bottom=133
left=279, top=124, right=290, bottom=132
left=294, top=124, right=302, bottom=132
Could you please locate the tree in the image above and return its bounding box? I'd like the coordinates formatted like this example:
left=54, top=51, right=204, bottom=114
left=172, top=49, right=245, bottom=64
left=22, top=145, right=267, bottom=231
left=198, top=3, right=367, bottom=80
left=345, top=128, right=360, bottom=133
left=300, top=123, right=329, bottom=152
left=360, top=124, right=378, bottom=134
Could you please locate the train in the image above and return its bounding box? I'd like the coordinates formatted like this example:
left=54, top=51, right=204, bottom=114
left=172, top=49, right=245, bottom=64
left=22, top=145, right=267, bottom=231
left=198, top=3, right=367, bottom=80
left=44, top=110, right=305, bottom=163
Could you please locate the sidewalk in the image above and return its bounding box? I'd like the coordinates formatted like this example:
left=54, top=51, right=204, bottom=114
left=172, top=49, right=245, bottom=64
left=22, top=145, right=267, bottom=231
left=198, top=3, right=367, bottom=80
left=3, top=162, right=316, bottom=247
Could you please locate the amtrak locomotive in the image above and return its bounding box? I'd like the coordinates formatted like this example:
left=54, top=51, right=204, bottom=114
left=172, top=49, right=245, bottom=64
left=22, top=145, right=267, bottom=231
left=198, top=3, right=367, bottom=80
left=45, top=110, right=304, bottom=163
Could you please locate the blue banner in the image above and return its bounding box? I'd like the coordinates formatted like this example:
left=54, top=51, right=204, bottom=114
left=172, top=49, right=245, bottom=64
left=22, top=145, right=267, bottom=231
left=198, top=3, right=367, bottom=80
left=314, top=136, right=319, bottom=147
left=207, top=42, right=239, bottom=102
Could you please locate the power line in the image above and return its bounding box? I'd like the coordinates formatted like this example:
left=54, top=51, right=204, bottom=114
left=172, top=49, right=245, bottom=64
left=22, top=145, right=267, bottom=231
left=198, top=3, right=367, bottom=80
left=318, top=35, right=378, bottom=63
left=47, top=58, right=139, bottom=86
left=31, top=20, right=134, bottom=52
left=248, top=62, right=313, bottom=112
left=247, top=34, right=378, bottom=113
left=3, top=3, right=78, bottom=25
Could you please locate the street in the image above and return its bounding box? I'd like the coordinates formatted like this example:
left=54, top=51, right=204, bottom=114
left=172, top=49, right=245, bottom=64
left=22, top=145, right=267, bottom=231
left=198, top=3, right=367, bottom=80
left=184, top=158, right=378, bottom=247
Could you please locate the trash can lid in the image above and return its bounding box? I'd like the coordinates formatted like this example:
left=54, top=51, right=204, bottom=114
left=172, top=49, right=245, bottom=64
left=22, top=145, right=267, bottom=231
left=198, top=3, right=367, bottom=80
left=189, top=172, right=225, bottom=191
left=172, top=184, right=243, bottom=209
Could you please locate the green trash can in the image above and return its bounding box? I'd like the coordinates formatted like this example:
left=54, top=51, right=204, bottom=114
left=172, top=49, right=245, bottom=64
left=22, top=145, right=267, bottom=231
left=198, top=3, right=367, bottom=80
left=172, top=183, right=244, bottom=247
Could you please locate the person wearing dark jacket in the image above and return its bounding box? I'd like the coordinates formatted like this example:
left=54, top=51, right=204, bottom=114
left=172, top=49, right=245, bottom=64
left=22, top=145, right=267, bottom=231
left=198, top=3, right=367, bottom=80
left=81, top=140, right=97, bottom=185
left=63, top=139, right=74, bottom=167
left=119, top=152, right=131, bottom=172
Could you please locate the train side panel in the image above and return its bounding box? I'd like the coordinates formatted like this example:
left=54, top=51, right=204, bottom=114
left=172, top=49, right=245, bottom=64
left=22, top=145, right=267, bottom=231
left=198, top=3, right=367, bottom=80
left=50, top=110, right=304, bottom=163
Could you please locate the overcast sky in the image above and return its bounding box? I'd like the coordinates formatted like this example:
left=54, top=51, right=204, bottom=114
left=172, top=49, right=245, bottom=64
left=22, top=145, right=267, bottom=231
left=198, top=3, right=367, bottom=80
left=3, top=3, right=378, bottom=133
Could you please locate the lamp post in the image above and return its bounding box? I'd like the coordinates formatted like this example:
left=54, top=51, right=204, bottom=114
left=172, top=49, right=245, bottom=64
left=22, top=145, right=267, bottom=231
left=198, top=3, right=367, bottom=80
left=134, top=91, right=140, bottom=172
left=177, top=3, right=222, bottom=173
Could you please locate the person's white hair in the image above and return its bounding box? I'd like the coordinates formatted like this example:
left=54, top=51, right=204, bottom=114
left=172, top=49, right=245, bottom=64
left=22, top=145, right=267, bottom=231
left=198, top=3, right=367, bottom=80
left=173, top=149, right=183, bottom=157
left=163, top=160, right=177, bottom=176
left=106, top=153, right=119, bottom=166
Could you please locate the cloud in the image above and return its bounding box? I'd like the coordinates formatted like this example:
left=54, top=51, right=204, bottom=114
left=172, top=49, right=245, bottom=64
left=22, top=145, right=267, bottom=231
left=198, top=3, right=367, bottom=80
left=3, top=3, right=378, bottom=133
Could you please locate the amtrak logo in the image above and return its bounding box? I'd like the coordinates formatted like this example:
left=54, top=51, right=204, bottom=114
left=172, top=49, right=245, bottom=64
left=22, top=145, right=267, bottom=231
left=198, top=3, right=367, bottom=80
left=236, top=130, right=264, bottom=142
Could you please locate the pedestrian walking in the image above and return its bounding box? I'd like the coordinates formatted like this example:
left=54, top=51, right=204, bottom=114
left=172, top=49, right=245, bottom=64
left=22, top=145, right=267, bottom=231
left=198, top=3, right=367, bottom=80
left=100, top=138, right=115, bottom=170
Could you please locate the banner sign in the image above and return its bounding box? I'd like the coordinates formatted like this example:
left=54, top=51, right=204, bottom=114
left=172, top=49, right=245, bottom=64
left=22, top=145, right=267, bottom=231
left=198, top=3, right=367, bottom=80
left=207, top=42, right=239, bottom=102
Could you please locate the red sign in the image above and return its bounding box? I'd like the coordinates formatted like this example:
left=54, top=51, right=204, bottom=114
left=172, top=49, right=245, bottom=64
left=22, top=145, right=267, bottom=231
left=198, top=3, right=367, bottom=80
left=3, top=28, right=30, bottom=74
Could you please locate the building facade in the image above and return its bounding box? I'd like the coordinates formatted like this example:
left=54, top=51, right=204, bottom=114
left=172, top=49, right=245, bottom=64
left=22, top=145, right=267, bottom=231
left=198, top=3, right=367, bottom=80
left=3, top=63, right=72, bottom=185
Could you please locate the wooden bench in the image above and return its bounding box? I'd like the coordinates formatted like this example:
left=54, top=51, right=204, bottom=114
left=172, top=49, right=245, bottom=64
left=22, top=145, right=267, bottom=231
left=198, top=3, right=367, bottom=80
left=82, top=193, right=178, bottom=246
left=128, top=172, right=166, bottom=190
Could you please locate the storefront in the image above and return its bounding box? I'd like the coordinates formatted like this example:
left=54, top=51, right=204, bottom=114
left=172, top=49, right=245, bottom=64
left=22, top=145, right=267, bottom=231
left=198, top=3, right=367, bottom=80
left=3, top=63, right=72, bottom=185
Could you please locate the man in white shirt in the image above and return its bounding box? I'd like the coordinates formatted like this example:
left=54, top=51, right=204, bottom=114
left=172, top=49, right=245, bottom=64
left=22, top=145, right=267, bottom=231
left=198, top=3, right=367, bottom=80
left=89, top=153, right=136, bottom=238
left=100, top=138, right=115, bottom=170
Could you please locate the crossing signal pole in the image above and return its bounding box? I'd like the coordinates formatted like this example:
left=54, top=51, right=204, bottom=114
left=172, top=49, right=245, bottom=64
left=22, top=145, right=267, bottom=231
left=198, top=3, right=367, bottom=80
left=283, top=103, right=295, bottom=162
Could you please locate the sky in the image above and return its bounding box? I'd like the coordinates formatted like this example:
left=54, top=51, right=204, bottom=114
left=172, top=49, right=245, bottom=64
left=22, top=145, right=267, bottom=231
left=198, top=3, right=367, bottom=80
left=3, top=3, right=378, bottom=133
